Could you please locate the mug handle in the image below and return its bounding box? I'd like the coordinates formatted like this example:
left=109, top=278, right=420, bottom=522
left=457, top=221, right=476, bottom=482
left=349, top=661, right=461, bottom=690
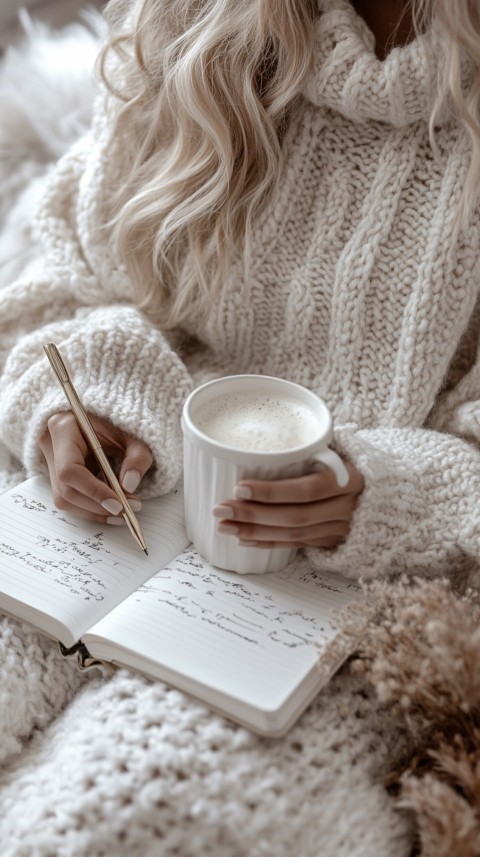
left=311, top=448, right=350, bottom=487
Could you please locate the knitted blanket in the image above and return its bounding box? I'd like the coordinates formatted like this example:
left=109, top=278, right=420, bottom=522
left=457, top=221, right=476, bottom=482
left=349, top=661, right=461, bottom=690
left=0, top=16, right=413, bottom=857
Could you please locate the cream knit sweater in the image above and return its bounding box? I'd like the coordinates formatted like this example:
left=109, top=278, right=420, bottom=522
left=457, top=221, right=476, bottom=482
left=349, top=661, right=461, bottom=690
left=0, top=0, right=479, bottom=581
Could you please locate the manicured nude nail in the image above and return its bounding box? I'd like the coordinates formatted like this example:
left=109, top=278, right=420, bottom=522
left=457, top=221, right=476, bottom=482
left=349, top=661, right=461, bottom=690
left=101, top=498, right=123, bottom=516
left=212, top=504, right=234, bottom=519
left=217, top=522, right=239, bottom=535
left=234, top=485, right=252, bottom=500
left=128, top=499, right=142, bottom=512
left=122, top=470, right=141, bottom=493
left=107, top=516, right=125, bottom=526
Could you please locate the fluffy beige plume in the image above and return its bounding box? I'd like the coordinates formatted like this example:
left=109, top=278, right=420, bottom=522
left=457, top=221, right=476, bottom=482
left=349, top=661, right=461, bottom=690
left=336, top=576, right=480, bottom=855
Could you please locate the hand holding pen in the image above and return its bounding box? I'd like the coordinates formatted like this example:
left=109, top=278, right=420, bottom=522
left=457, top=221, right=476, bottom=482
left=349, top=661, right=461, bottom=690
left=40, top=343, right=152, bottom=553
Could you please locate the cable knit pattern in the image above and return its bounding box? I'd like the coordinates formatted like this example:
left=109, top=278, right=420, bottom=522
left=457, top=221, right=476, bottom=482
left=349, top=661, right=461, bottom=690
left=0, top=5, right=479, bottom=855
left=2, top=0, right=479, bottom=581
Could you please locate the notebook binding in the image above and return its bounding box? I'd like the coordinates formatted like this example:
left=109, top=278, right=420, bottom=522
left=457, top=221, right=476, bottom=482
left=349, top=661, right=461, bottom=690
left=58, top=640, right=106, bottom=671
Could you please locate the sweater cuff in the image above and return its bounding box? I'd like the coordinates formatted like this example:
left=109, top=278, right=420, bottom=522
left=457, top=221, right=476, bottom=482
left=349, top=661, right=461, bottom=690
left=305, top=424, right=480, bottom=580
left=2, top=308, right=193, bottom=496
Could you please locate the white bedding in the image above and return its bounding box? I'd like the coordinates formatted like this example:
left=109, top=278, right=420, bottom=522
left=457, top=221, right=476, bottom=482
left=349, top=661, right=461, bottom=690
left=0, top=0, right=103, bottom=43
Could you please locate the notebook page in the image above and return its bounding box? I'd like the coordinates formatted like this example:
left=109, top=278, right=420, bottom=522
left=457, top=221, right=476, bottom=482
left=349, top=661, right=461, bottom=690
left=0, top=476, right=188, bottom=645
left=86, top=547, right=361, bottom=715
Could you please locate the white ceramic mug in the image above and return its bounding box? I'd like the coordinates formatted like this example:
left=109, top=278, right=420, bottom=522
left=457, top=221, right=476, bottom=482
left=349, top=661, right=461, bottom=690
left=181, top=375, right=349, bottom=574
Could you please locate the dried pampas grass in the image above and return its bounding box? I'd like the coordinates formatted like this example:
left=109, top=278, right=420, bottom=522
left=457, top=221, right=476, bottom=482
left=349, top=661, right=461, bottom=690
left=338, top=576, right=480, bottom=857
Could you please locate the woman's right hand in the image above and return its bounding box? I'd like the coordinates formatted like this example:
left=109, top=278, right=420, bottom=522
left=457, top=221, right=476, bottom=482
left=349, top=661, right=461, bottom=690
left=38, top=412, right=153, bottom=524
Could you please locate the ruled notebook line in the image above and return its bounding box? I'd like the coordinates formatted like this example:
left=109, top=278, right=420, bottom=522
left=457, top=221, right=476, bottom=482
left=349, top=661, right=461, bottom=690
left=0, top=477, right=188, bottom=640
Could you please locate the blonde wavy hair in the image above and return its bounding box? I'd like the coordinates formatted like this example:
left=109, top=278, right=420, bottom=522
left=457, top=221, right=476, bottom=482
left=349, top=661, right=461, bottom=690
left=99, top=0, right=480, bottom=329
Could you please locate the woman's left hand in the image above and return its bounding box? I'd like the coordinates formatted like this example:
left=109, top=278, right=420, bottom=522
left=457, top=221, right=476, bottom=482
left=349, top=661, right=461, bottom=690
left=212, top=461, right=364, bottom=549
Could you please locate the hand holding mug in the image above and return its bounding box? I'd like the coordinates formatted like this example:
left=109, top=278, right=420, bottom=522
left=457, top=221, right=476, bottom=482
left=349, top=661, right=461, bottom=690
left=182, top=374, right=363, bottom=573
left=214, top=461, right=364, bottom=549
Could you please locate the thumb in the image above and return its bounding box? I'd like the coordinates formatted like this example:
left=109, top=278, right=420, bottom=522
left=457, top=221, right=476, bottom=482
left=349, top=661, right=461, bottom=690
left=118, top=436, right=153, bottom=494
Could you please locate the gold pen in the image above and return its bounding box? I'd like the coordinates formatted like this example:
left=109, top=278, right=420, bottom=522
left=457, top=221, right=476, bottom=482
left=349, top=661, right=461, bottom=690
left=43, top=343, right=148, bottom=555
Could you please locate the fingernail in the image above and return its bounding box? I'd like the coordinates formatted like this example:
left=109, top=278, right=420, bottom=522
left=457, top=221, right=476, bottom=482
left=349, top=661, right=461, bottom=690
left=123, top=470, right=141, bottom=493
left=101, top=498, right=123, bottom=515
left=212, top=504, right=234, bottom=519
left=128, top=499, right=142, bottom=512
left=234, top=485, right=252, bottom=500
left=217, top=522, right=239, bottom=535
left=107, top=516, right=125, bottom=526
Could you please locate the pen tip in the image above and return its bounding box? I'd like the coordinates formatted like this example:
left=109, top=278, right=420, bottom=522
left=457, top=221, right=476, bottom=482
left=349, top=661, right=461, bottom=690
left=144, top=549, right=149, bottom=556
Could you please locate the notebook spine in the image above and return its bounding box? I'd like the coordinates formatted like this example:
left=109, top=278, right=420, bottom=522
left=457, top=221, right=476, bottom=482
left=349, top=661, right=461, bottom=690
left=58, top=641, right=106, bottom=672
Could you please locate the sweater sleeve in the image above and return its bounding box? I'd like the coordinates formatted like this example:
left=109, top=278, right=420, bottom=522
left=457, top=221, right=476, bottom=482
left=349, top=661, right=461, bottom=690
left=0, top=112, right=193, bottom=497
left=305, top=345, right=480, bottom=581
left=0, top=306, right=193, bottom=497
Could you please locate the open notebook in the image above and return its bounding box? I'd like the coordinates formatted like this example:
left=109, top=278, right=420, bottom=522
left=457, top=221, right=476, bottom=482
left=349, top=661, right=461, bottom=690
left=0, top=476, right=361, bottom=736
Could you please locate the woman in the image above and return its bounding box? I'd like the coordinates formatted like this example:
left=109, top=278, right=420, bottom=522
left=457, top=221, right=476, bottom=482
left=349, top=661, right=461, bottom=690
left=0, top=0, right=479, bottom=580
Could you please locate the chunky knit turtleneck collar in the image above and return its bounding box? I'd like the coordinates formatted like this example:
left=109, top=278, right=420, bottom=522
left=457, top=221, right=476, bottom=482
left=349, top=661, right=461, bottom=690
left=303, top=0, right=444, bottom=127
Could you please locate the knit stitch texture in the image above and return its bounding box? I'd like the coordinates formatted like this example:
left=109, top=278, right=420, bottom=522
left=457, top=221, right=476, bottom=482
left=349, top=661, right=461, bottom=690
left=0, top=2, right=479, bottom=854
left=1, top=0, right=479, bottom=583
